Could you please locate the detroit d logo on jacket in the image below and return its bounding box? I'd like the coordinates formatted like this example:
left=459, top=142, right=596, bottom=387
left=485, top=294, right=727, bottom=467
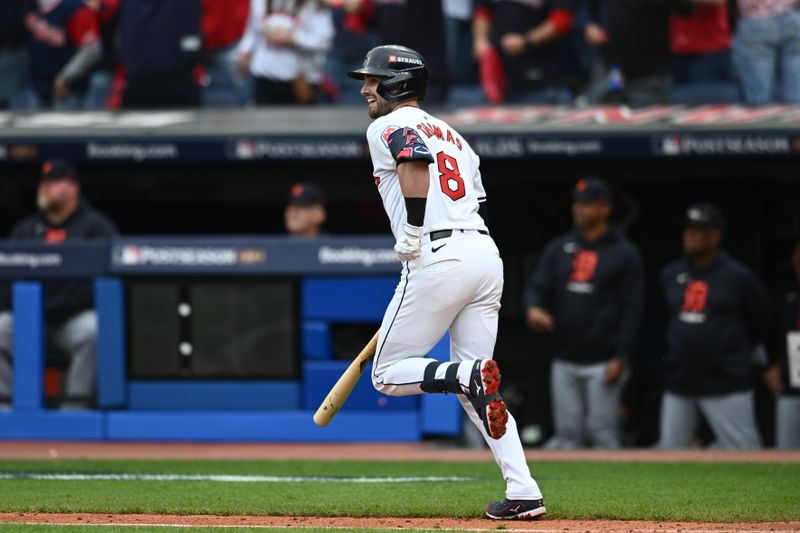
left=679, top=278, right=709, bottom=324
left=566, top=249, right=598, bottom=294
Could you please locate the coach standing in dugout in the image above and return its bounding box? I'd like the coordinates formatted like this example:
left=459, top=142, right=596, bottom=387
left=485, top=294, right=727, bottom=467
left=284, top=182, right=327, bottom=239
left=658, top=203, right=769, bottom=450
left=524, top=178, right=645, bottom=449
left=0, top=159, right=117, bottom=410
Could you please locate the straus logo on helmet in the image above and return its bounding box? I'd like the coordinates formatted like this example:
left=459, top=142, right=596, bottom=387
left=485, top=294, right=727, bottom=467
left=389, top=55, right=423, bottom=66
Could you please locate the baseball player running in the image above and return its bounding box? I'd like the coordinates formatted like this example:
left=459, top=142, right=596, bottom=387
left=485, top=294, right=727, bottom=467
left=348, top=45, right=546, bottom=520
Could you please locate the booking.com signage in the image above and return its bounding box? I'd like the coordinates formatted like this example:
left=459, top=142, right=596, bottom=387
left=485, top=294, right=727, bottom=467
left=0, top=243, right=108, bottom=279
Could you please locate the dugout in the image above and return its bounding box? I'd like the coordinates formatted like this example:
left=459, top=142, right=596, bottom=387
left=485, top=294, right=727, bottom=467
left=0, top=106, right=798, bottom=445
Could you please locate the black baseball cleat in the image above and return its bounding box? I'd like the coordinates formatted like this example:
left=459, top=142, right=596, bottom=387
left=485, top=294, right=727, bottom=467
left=485, top=498, right=547, bottom=520
left=467, top=359, right=508, bottom=439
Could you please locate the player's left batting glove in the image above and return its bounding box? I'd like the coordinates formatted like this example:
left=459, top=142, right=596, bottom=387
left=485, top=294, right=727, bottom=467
left=394, top=223, right=422, bottom=261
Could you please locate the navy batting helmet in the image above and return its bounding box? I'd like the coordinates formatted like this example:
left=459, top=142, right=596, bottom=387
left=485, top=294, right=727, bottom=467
left=347, top=45, right=429, bottom=103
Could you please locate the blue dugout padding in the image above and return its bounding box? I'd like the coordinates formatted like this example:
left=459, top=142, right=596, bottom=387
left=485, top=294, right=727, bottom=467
left=305, top=334, right=462, bottom=435
left=421, top=389, right=463, bottom=436
left=107, top=411, right=421, bottom=442
left=302, top=277, right=396, bottom=322
left=95, top=278, right=126, bottom=408
left=12, top=282, right=45, bottom=412
left=303, top=361, right=417, bottom=411
left=10, top=279, right=127, bottom=414
left=301, top=320, right=330, bottom=360
left=0, top=412, right=105, bottom=440
left=128, top=381, right=300, bottom=410
left=420, top=334, right=463, bottom=437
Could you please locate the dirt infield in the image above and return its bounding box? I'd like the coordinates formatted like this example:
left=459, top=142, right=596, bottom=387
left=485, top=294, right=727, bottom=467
left=1, top=441, right=799, bottom=463
left=1, top=513, right=799, bottom=532
left=1, top=442, right=798, bottom=532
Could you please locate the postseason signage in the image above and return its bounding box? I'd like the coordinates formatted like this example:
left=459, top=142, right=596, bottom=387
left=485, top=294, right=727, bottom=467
left=110, top=237, right=400, bottom=275
left=446, top=105, right=800, bottom=159
left=1, top=106, right=799, bottom=163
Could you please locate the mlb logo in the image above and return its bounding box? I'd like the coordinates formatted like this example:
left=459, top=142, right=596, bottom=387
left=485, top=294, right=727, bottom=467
left=235, top=139, right=257, bottom=159
left=661, top=136, right=682, bottom=156
left=120, top=246, right=140, bottom=265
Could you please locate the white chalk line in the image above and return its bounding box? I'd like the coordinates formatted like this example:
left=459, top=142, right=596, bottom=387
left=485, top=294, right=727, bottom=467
left=3, top=521, right=795, bottom=533
left=0, top=473, right=482, bottom=484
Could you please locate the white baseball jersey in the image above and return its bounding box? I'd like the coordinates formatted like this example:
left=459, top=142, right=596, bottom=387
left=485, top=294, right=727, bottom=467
left=366, top=106, right=488, bottom=239
left=363, top=104, right=543, bottom=502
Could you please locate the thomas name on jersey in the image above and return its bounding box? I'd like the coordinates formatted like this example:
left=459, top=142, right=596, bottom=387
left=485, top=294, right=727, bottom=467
left=415, top=122, right=463, bottom=152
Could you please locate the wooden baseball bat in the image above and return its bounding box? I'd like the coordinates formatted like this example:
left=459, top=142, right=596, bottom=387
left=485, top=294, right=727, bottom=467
left=313, top=330, right=380, bottom=427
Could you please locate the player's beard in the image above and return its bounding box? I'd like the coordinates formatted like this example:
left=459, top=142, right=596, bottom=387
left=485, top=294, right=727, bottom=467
left=369, top=98, right=392, bottom=119
left=37, top=191, right=67, bottom=214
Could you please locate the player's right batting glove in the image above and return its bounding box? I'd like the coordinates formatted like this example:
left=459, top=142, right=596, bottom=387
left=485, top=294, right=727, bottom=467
left=394, top=223, right=422, bottom=261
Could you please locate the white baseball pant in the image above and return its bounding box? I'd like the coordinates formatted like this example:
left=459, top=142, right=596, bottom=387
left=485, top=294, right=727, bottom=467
left=371, top=230, right=542, bottom=500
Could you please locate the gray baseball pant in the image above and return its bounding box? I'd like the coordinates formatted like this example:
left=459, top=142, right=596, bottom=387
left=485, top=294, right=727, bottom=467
left=658, top=391, right=762, bottom=450
left=0, top=310, right=97, bottom=401
left=545, top=358, right=622, bottom=449
left=776, top=395, right=800, bottom=449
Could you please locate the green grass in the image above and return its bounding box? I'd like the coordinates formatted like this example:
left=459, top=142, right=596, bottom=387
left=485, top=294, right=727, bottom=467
left=0, top=459, right=797, bottom=522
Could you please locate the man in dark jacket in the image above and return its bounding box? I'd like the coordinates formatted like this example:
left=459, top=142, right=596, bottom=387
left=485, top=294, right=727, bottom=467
left=120, top=0, right=202, bottom=108
left=594, top=0, right=695, bottom=106
left=372, top=0, right=449, bottom=104
left=473, top=0, right=577, bottom=104
left=658, top=203, right=768, bottom=449
left=524, top=178, right=644, bottom=448
left=0, top=159, right=117, bottom=409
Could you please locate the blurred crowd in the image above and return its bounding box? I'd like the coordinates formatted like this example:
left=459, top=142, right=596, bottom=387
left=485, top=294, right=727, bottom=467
left=1, top=0, right=799, bottom=110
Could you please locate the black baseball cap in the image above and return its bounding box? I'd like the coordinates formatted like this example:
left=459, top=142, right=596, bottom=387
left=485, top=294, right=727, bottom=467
left=686, top=203, right=725, bottom=230
left=573, top=177, right=611, bottom=203
left=40, top=158, right=78, bottom=182
left=287, top=182, right=325, bottom=207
